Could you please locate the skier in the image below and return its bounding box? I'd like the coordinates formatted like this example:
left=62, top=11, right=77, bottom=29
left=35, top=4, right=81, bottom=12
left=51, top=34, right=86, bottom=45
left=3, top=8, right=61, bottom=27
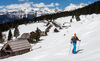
left=70, top=33, right=81, bottom=54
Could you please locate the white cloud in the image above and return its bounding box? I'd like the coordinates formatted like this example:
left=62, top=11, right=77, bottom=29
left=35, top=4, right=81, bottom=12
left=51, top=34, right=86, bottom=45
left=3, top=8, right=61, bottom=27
left=88, top=1, right=91, bottom=4
left=55, top=3, right=60, bottom=6
left=0, top=6, right=4, bottom=8
left=47, top=3, right=54, bottom=7
left=33, top=2, right=55, bottom=8
left=0, top=8, right=7, bottom=12
left=6, top=3, right=31, bottom=10
left=1, top=2, right=56, bottom=11
left=18, top=0, right=25, bottom=2
left=33, top=3, right=47, bottom=7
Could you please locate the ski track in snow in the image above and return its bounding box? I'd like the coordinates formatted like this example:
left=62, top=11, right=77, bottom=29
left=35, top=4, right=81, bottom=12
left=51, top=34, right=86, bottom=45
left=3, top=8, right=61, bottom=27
left=0, top=14, right=100, bottom=61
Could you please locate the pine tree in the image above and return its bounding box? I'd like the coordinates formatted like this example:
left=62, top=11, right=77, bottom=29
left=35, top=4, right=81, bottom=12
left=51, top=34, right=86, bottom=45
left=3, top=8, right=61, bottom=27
left=35, top=28, right=40, bottom=42
left=8, top=29, right=12, bottom=41
left=29, top=33, right=36, bottom=43
left=0, top=29, right=2, bottom=39
left=70, top=19, right=72, bottom=23
left=14, top=26, right=20, bottom=38
left=75, top=12, right=81, bottom=21
left=72, top=14, right=74, bottom=18
left=75, top=15, right=81, bottom=21
left=45, top=31, right=47, bottom=36
left=0, top=29, right=4, bottom=43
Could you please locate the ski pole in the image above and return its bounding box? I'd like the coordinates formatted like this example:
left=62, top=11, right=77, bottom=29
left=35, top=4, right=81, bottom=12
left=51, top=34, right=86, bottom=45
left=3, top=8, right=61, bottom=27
left=78, top=40, right=81, bottom=50
left=69, top=43, right=72, bottom=54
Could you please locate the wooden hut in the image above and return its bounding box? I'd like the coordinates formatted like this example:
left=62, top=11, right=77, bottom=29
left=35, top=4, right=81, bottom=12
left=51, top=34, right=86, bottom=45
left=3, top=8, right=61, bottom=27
left=18, top=33, right=30, bottom=40
left=45, top=28, right=49, bottom=32
left=0, top=40, right=31, bottom=58
left=30, top=31, right=36, bottom=35
left=40, top=31, right=46, bottom=36
left=54, top=28, right=59, bottom=32
left=52, top=21, right=62, bottom=29
left=62, top=26, right=68, bottom=28
left=46, top=22, right=50, bottom=26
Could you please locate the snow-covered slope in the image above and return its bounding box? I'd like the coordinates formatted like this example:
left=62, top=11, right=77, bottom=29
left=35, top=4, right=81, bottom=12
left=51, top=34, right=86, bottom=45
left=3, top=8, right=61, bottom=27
left=1, top=14, right=100, bottom=61
left=2, top=22, right=47, bottom=41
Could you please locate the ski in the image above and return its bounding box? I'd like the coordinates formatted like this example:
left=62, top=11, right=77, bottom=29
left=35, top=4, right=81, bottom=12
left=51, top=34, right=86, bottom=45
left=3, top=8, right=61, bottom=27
left=70, top=52, right=82, bottom=55
left=77, top=52, right=82, bottom=54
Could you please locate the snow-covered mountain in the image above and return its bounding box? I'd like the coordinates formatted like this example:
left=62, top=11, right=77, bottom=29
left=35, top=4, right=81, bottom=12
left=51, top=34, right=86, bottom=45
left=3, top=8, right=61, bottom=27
left=0, top=3, right=87, bottom=23
left=63, top=3, right=88, bottom=11
left=0, top=7, right=62, bottom=23
left=0, top=7, right=62, bottom=18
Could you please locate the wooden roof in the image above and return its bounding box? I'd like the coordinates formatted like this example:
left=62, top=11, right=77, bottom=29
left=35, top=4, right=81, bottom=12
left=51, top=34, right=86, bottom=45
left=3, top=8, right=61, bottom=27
left=21, top=33, right=30, bottom=39
left=7, top=40, right=31, bottom=52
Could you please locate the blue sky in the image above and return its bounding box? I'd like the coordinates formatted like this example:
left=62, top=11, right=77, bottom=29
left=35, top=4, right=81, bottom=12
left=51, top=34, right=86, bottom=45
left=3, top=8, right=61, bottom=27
left=0, top=0, right=98, bottom=11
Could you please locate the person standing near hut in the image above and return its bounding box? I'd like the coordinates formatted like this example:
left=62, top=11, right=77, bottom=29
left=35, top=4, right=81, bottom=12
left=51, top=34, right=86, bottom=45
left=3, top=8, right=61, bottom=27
left=70, top=33, right=81, bottom=54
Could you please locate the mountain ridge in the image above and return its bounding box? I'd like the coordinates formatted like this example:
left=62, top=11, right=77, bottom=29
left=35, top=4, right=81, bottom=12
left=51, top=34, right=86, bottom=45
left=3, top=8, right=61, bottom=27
left=0, top=3, right=87, bottom=24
